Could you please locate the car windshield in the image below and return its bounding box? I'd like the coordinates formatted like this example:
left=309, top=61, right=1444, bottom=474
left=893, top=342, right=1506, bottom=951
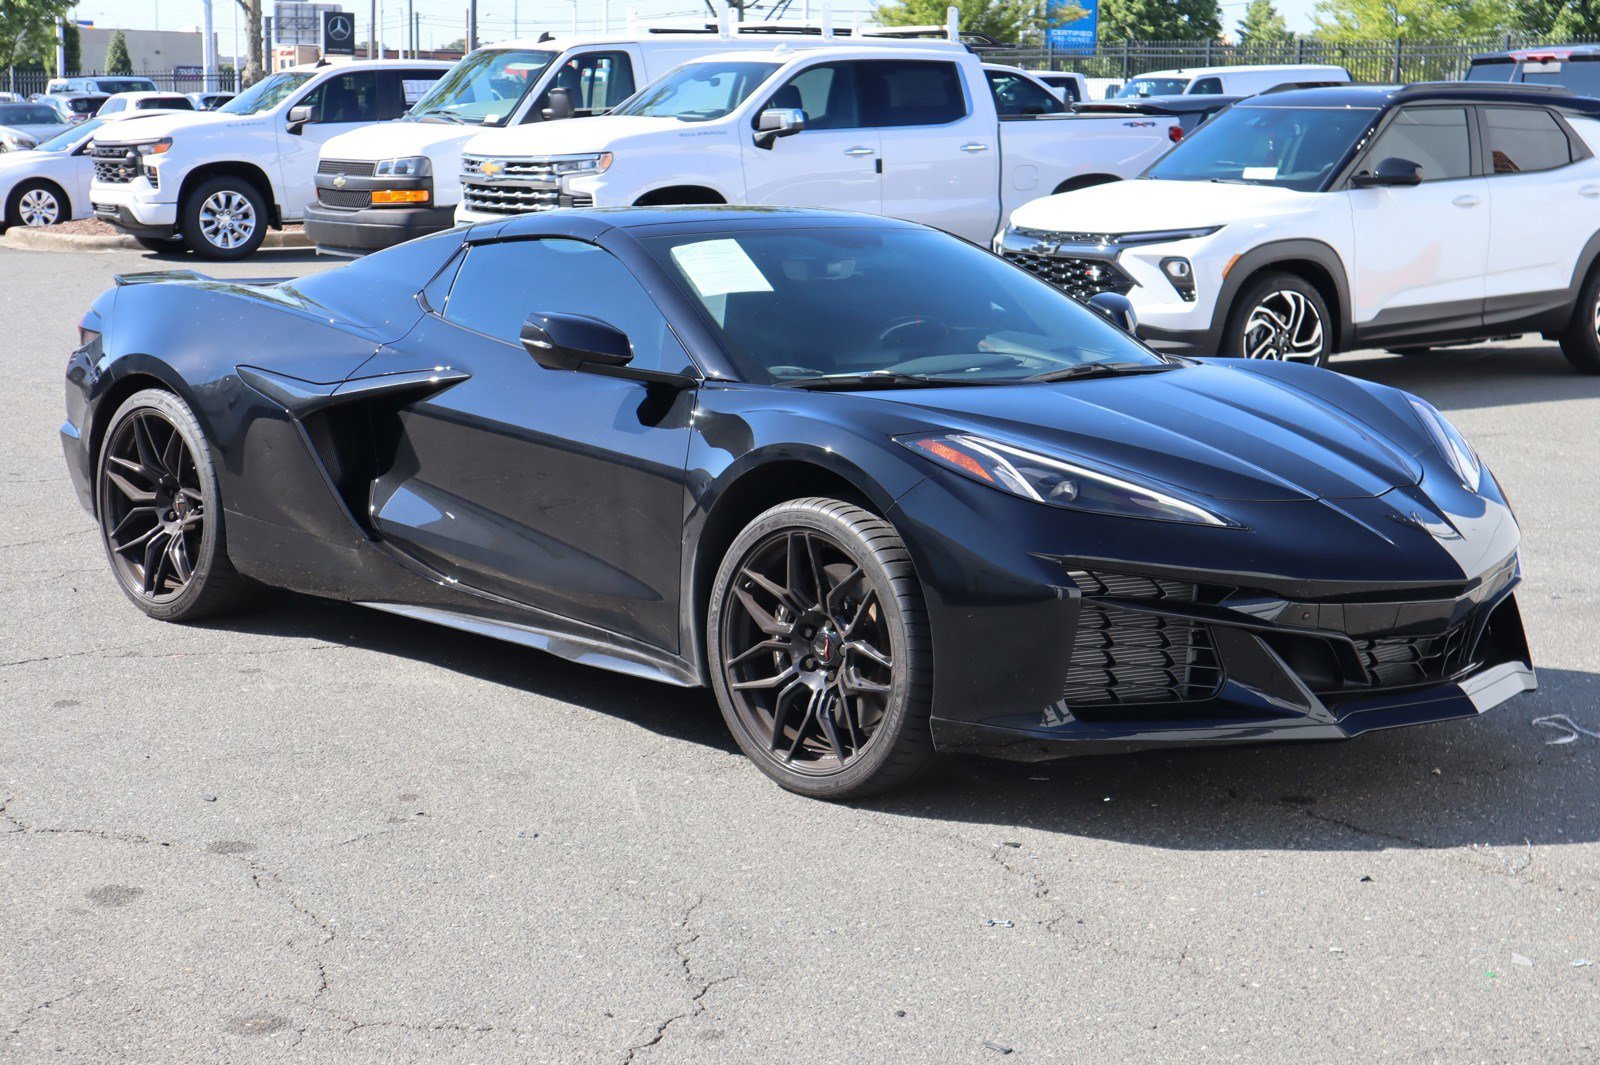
left=218, top=72, right=315, bottom=116
left=64, top=97, right=105, bottom=114
left=644, top=227, right=1163, bottom=385
left=35, top=117, right=100, bottom=151
left=96, top=79, right=157, bottom=94
left=409, top=48, right=558, bottom=125
left=1145, top=103, right=1379, bottom=190
left=1117, top=77, right=1191, bottom=97
left=611, top=61, right=778, bottom=122
left=0, top=105, right=62, bottom=126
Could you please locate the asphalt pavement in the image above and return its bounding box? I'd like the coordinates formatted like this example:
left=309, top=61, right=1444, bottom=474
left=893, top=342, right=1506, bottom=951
left=3, top=242, right=1599, bottom=1062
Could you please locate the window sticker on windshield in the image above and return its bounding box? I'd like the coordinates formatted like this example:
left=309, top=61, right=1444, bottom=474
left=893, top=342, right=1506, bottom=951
left=402, top=79, right=434, bottom=104
left=484, top=113, right=502, bottom=122
left=1242, top=166, right=1279, bottom=180
left=670, top=239, right=774, bottom=298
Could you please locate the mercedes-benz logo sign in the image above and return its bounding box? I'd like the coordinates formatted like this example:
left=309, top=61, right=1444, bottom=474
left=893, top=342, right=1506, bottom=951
left=328, top=15, right=352, bottom=41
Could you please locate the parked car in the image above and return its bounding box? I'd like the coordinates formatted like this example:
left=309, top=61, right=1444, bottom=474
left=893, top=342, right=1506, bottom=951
left=304, top=24, right=980, bottom=256
left=0, top=112, right=173, bottom=229
left=97, top=92, right=196, bottom=116
left=0, top=102, right=71, bottom=151
left=998, top=82, right=1600, bottom=373
left=1466, top=44, right=1600, bottom=96
left=1032, top=70, right=1090, bottom=103
left=453, top=43, right=1183, bottom=245
left=43, top=93, right=111, bottom=124
left=61, top=207, right=1533, bottom=798
left=88, top=58, right=451, bottom=258
left=1112, top=64, right=1350, bottom=98
left=45, top=76, right=160, bottom=96
left=1072, top=92, right=1245, bottom=140
left=0, top=92, right=22, bottom=105
left=187, top=92, right=236, bottom=111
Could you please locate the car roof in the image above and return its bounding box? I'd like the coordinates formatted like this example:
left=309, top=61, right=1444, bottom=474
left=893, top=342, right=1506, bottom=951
left=283, top=58, right=453, bottom=73
left=106, top=91, right=187, bottom=100
left=1130, top=64, right=1347, bottom=79
left=1472, top=43, right=1600, bottom=61
left=481, top=205, right=923, bottom=242
left=1246, top=81, right=1600, bottom=114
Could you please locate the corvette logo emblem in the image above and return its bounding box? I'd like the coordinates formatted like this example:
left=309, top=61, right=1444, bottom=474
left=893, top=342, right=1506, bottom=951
left=331, top=173, right=348, bottom=188
left=480, top=160, right=504, bottom=177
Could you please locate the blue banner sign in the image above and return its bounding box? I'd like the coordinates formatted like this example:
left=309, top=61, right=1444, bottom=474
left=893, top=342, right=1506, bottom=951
left=1046, top=0, right=1100, bottom=54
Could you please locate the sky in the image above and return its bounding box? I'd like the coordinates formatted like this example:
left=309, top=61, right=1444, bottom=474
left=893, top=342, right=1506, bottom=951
left=71, top=0, right=1327, bottom=55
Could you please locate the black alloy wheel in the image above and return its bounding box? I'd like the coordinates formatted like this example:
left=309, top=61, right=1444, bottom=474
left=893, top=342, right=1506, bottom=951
left=96, top=389, right=250, bottom=620
left=708, top=498, right=937, bottom=800
left=1559, top=266, right=1600, bottom=374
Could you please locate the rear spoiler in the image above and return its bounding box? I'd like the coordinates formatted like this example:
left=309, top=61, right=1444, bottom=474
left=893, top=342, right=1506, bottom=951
left=113, top=269, right=287, bottom=287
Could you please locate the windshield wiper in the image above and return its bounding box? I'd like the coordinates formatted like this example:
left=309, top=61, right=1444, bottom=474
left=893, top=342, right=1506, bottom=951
left=1024, top=362, right=1177, bottom=383
left=778, top=371, right=1008, bottom=392
left=411, top=109, right=468, bottom=123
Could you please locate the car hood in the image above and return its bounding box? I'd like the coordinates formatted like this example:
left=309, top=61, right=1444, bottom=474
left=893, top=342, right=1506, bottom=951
left=885, top=362, right=1424, bottom=502
left=463, top=116, right=689, bottom=158
left=1009, top=177, right=1320, bottom=233
left=91, top=110, right=231, bottom=144
left=322, top=119, right=479, bottom=159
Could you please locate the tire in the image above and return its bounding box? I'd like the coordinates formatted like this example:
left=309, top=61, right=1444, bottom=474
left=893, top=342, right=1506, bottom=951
left=1222, top=270, right=1332, bottom=367
left=135, top=236, right=188, bottom=254
left=180, top=176, right=267, bottom=260
left=707, top=498, right=937, bottom=800
left=7, top=180, right=65, bottom=227
left=1559, top=267, right=1600, bottom=374
left=95, top=388, right=252, bottom=621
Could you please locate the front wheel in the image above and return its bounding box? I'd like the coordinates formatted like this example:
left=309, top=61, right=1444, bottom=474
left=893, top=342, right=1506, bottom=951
left=7, top=181, right=64, bottom=227
left=1559, top=267, right=1600, bottom=374
left=1223, top=271, right=1332, bottom=367
left=181, top=177, right=267, bottom=260
left=707, top=498, right=937, bottom=800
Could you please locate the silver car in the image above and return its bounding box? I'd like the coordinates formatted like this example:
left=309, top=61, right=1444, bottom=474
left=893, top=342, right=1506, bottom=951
left=0, top=103, right=71, bottom=152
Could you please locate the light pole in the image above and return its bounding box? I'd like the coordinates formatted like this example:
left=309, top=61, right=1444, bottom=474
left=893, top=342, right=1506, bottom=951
left=201, top=0, right=217, bottom=91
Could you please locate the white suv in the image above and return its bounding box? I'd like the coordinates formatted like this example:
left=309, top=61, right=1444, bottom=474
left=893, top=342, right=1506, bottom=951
left=998, top=82, right=1600, bottom=373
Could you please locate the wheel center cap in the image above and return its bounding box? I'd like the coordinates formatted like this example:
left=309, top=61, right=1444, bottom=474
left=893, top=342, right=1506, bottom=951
left=812, top=629, right=839, bottom=665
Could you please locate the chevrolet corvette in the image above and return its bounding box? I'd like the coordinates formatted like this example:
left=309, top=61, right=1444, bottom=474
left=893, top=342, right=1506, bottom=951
left=61, top=207, right=1535, bottom=798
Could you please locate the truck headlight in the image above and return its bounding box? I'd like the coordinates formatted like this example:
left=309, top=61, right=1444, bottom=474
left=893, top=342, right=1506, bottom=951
left=132, top=138, right=171, bottom=179
left=374, top=155, right=431, bottom=177
left=551, top=152, right=612, bottom=176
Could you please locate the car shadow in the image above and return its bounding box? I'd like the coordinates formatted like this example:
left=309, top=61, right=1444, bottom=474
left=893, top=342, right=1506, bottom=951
left=202, top=594, right=1597, bottom=852
left=1335, top=341, right=1600, bottom=413
left=137, top=247, right=329, bottom=269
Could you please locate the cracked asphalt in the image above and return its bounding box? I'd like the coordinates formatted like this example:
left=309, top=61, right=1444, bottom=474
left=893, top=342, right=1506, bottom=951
left=3, top=242, right=1599, bottom=1062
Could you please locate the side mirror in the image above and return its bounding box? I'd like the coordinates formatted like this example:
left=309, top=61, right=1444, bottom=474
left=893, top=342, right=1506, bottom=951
left=1086, top=291, right=1138, bottom=334
left=285, top=104, right=314, bottom=134
left=1351, top=156, right=1423, bottom=189
left=521, top=311, right=632, bottom=372
left=754, top=107, right=806, bottom=150
left=541, top=86, right=576, bottom=121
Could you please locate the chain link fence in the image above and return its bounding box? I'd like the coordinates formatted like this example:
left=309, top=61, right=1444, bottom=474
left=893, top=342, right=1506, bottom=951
left=4, top=69, right=243, bottom=98
left=990, top=34, right=1600, bottom=86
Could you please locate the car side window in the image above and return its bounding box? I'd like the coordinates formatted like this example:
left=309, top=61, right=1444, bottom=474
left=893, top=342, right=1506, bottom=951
left=385, top=70, right=447, bottom=118
left=301, top=71, right=382, bottom=124
left=857, top=60, right=967, bottom=128
left=985, top=71, right=1066, bottom=117
left=1365, top=107, right=1472, bottom=181
left=1483, top=107, right=1573, bottom=174
left=1189, top=77, right=1224, bottom=95
left=1056, top=79, right=1082, bottom=103
left=100, top=98, right=123, bottom=114
left=536, top=52, right=637, bottom=117
left=443, top=239, right=687, bottom=372
left=759, top=62, right=860, bottom=130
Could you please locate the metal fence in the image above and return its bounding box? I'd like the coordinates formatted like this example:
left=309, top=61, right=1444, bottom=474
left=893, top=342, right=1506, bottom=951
left=3, top=68, right=243, bottom=98
left=990, top=34, right=1600, bottom=86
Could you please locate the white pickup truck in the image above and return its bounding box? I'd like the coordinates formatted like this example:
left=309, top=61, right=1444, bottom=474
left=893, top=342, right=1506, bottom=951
left=87, top=58, right=450, bottom=259
left=454, top=42, right=1182, bottom=245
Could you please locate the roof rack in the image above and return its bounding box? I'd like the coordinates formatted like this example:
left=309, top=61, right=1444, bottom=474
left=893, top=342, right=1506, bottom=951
left=1396, top=80, right=1571, bottom=96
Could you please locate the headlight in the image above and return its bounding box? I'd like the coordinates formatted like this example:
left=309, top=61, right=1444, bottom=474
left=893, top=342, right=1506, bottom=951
left=374, top=155, right=431, bottom=177
left=551, top=152, right=613, bottom=176
left=0, top=133, right=36, bottom=151
left=132, top=138, right=171, bottom=157
left=1408, top=398, right=1482, bottom=491
left=899, top=433, right=1240, bottom=528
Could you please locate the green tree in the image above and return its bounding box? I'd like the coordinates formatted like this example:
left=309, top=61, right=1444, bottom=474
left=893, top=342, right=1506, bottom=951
left=0, top=0, right=74, bottom=74
left=1237, top=0, right=1294, bottom=45
left=104, top=28, right=132, bottom=74
left=1312, top=0, right=1514, bottom=40
left=874, top=0, right=1086, bottom=44
left=62, top=20, right=78, bottom=73
left=1099, top=0, right=1222, bottom=41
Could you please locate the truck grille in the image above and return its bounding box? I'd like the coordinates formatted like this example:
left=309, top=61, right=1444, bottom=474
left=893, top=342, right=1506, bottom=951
left=90, top=144, right=137, bottom=184
left=1062, top=569, right=1221, bottom=707
left=318, top=188, right=372, bottom=209
left=318, top=158, right=377, bottom=176
left=462, top=155, right=562, bottom=181
left=461, top=182, right=592, bottom=215
left=1004, top=252, right=1136, bottom=301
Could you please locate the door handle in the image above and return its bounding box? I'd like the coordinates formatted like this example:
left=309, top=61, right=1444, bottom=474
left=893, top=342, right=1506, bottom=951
left=843, top=146, right=875, bottom=157
left=1581, top=185, right=1600, bottom=198
left=959, top=142, right=990, bottom=153
left=1452, top=195, right=1481, bottom=208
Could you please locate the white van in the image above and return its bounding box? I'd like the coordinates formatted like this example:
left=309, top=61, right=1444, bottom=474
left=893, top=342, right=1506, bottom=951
left=1111, top=64, right=1350, bottom=98
left=45, top=76, right=161, bottom=96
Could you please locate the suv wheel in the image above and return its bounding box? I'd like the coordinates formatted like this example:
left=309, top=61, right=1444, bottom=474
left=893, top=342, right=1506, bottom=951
left=8, top=181, right=64, bottom=227
left=182, top=177, right=267, bottom=260
left=1559, top=268, right=1600, bottom=374
left=1224, top=272, right=1331, bottom=367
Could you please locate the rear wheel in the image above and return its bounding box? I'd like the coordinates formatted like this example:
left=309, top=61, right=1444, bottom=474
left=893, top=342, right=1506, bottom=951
left=1559, top=267, right=1600, bottom=374
left=1223, top=271, right=1332, bottom=367
left=181, top=177, right=267, bottom=260
left=707, top=498, right=936, bottom=800
left=7, top=180, right=65, bottom=227
left=95, top=388, right=251, bottom=621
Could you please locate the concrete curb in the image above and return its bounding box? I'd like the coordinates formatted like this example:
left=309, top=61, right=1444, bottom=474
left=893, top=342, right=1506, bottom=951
left=0, top=225, right=310, bottom=253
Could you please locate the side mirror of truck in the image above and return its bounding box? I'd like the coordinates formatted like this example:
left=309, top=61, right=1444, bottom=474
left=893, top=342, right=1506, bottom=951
left=285, top=105, right=314, bottom=135
left=754, top=108, right=807, bottom=150
left=541, top=86, right=575, bottom=122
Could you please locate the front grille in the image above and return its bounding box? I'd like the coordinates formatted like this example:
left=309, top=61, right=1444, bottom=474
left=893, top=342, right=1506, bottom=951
left=1014, top=227, right=1122, bottom=245
left=1357, top=621, right=1475, bottom=689
left=1063, top=569, right=1221, bottom=707
left=318, top=188, right=372, bottom=209
left=318, top=158, right=376, bottom=176
left=461, top=182, right=591, bottom=215
left=1004, top=252, right=1135, bottom=301
left=90, top=144, right=138, bottom=184
left=461, top=155, right=561, bottom=181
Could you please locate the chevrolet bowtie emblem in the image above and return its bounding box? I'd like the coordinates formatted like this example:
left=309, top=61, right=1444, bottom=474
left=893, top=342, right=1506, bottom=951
left=331, top=173, right=348, bottom=188
left=480, top=160, right=504, bottom=177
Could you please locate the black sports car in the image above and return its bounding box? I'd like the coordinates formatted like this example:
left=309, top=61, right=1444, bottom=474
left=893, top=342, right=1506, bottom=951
left=61, top=207, right=1535, bottom=798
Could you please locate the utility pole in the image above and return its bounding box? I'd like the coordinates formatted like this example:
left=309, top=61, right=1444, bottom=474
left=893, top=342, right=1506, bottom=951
left=54, top=18, right=65, bottom=77
left=231, top=0, right=239, bottom=86
left=202, top=0, right=217, bottom=91
left=468, top=0, right=478, bottom=51
left=369, top=0, right=377, bottom=57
